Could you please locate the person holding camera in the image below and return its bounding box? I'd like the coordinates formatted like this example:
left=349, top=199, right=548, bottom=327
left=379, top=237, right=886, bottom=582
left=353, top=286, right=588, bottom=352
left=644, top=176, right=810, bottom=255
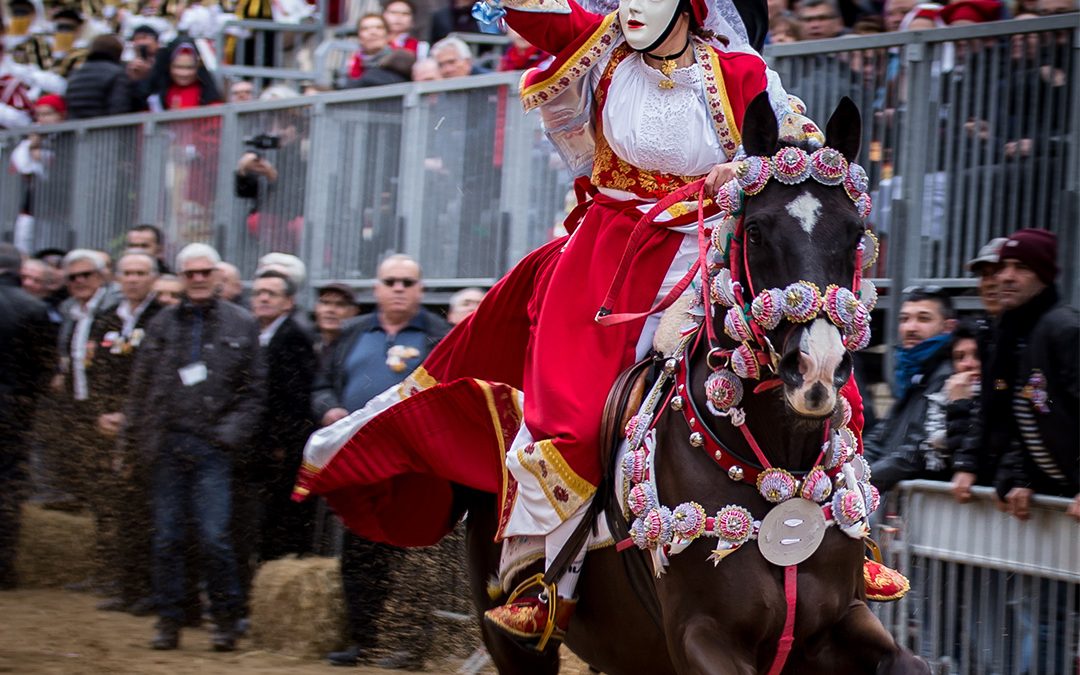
left=235, top=138, right=279, bottom=191
left=235, top=112, right=308, bottom=252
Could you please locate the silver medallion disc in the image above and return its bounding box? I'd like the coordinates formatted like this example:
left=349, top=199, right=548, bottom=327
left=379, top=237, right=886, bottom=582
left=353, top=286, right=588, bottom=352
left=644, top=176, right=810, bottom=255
left=757, top=498, right=827, bottom=566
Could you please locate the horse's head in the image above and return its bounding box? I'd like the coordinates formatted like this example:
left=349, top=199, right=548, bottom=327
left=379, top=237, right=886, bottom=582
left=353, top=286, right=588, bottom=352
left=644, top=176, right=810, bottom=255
left=725, top=94, right=869, bottom=419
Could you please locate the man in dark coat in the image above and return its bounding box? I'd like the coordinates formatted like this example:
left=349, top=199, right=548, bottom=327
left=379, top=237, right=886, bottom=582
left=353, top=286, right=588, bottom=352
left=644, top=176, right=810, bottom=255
left=984, top=230, right=1079, bottom=521
left=65, top=34, right=132, bottom=119
left=126, top=243, right=265, bottom=651
left=0, top=243, right=55, bottom=588
left=250, top=270, right=317, bottom=560
left=86, top=252, right=163, bottom=613
left=311, top=254, right=450, bottom=668
left=865, top=287, right=957, bottom=493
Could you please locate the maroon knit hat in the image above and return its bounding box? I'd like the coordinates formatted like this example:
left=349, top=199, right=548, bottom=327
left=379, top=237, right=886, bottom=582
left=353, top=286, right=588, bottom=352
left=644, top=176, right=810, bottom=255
left=1001, top=229, right=1058, bottom=286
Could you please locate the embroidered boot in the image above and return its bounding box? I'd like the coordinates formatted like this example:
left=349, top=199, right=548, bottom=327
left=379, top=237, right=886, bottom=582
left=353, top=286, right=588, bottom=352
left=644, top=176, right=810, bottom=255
left=483, top=574, right=577, bottom=651
left=863, top=558, right=910, bottom=602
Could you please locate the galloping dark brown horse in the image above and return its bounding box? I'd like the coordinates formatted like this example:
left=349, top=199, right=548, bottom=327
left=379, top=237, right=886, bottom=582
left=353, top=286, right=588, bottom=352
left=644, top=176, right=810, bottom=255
left=457, top=94, right=930, bottom=675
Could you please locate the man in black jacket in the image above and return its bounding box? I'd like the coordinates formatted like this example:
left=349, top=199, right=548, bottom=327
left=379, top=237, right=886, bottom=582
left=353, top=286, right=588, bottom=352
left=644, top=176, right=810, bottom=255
left=0, top=243, right=55, bottom=588
left=251, top=270, right=317, bottom=560
left=87, top=252, right=162, bottom=614
left=865, top=287, right=956, bottom=493
left=64, top=34, right=132, bottom=119
left=984, top=230, right=1079, bottom=521
left=127, top=243, right=265, bottom=651
left=312, top=254, right=450, bottom=668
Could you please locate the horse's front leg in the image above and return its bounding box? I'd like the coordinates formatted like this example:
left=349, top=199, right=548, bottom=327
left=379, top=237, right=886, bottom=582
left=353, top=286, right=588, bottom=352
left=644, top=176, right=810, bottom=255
left=669, top=615, right=757, bottom=675
left=809, top=600, right=930, bottom=675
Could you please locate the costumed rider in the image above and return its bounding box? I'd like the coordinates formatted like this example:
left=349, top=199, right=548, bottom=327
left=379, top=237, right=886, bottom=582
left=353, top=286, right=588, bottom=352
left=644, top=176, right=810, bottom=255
left=296, top=0, right=906, bottom=652
left=480, top=0, right=802, bottom=646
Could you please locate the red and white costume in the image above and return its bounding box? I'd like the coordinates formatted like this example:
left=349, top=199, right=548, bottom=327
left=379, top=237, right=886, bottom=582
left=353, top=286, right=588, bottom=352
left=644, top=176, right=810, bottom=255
left=295, top=0, right=864, bottom=553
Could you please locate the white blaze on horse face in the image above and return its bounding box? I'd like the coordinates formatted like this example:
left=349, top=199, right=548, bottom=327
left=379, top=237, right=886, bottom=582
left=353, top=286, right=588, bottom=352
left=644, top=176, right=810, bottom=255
left=787, top=318, right=844, bottom=416
left=785, top=191, right=822, bottom=236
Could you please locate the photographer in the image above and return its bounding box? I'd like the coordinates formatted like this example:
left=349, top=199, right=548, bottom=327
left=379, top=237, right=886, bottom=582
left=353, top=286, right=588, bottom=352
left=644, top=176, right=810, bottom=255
left=234, top=107, right=309, bottom=253
left=125, top=25, right=160, bottom=112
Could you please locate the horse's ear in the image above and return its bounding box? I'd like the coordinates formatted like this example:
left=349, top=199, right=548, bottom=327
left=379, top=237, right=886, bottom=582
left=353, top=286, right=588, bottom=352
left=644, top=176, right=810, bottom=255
left=741, top=91, right=778, bottom=158
left=824, top=96, right=861, bottom=163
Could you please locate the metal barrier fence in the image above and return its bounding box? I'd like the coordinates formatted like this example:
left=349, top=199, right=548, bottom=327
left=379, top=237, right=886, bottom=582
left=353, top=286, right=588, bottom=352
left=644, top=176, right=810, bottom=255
left=0, top=16, right=1076, bottom=307
left=875, top=480, right=1079, bottom=675
left=766, top=15, right=1080, bottom=308
left=0, top=73, right=568, bottom=294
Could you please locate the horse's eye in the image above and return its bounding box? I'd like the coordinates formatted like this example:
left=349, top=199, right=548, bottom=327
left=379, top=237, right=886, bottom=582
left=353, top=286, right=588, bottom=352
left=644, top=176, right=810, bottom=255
left=746, top=224, right=763, bottom=245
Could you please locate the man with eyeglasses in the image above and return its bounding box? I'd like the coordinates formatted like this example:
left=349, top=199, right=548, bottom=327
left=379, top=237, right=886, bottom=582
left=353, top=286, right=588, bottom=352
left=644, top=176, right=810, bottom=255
left=125, top=243, right=265, bottom=652
left=54, top=250, right=109, bottom=515
left=794, top=0, right=844, bottom=39
left=312, top=253, right=449, bottom=668
left=864, top=286, right=957, bottom=494
left=981, top=230, right=1078, bottom=523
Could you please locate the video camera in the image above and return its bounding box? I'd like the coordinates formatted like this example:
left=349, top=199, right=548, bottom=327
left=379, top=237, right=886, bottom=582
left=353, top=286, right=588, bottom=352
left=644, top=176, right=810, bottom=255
left=243, top=133, right=280, bottom=159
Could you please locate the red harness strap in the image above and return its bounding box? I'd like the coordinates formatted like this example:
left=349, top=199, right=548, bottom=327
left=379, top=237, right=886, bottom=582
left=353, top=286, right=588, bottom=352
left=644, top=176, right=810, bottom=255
left=766, top=564, right=800, bottom=675
left=595, top=180, right=708, bottom=326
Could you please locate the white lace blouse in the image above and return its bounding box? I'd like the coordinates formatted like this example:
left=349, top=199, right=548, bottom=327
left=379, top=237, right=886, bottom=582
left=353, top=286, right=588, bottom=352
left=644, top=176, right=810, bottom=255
left=593, top=47, right=730, bottom=178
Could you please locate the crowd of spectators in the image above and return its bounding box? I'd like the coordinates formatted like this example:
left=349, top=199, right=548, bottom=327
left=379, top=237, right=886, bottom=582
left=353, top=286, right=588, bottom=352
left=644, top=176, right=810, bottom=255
left=4, top=0, right=1074, bottom=130
left=0, top=223, right=486, bottom=664
left=863, top=229, right=1078, bottom=522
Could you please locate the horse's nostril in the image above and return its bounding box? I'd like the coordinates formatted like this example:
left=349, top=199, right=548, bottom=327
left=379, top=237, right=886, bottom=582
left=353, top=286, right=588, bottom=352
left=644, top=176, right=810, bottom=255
left=804, top=382, right=828, bottom=409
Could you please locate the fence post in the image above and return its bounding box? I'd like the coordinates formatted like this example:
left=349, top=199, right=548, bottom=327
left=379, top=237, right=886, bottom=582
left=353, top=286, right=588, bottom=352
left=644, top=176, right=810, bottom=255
left=213, top=110, right=241, bottom=262
left=1067, top=26, right=1080, bottom=305
left=396, top=87, right=427, bottom=260
left=884, top=39, right=932, bottom=388
left=301, top=100, right=331, bottom=287
left=498, top=82, right=534, bottom=272
left=69, top=127, right=92, bottom=245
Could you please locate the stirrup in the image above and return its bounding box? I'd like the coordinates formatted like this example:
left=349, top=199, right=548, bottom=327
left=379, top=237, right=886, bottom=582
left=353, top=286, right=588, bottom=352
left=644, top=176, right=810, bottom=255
left=863, top=538, right=910, bottom=602
left=483, top=573, right=574, bottom=651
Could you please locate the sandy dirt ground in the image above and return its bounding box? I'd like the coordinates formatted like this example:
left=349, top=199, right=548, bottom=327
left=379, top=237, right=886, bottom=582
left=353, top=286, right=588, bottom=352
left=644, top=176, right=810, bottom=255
left=0, top=589, right=596, bottom=675
left=0, top=589, right=435, bottom=675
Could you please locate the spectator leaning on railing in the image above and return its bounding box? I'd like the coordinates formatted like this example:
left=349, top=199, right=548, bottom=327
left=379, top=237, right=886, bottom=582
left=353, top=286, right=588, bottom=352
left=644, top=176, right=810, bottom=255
left=949, top=237, right=1006, bottom=502
left=864, top=287, right=957, bottom=493
left=794, top=0, right=846, bottom=39
left=431, top=35, right=485, bottom=78
left=340, top=13, right=414, bottom=88
left=982, top=230, right=1079, bottom=522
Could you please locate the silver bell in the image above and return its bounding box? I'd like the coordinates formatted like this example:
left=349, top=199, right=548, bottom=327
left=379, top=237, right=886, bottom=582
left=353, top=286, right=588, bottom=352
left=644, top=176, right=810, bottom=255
left=671, top=396, right=684, bottom=411
left=664, top=358, right=679, bottom=374
left=689, top=432, right=704, bottom=447
left=728, top=466, right=744, bottom=482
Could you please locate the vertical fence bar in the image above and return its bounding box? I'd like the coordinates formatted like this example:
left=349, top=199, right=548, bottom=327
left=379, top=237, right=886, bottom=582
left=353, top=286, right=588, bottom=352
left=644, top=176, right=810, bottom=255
left=397, top=88, right=427, bottom=262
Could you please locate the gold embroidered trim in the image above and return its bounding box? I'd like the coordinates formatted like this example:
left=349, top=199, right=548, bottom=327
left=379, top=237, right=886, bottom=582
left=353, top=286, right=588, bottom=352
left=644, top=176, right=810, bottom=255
left=520, top=12, right=620, bottom=112
left=698, top=42, right=741, bottom=156
left=397, top=365, right=438, bottom=400
left=516, top=439, right=596, bottom=521
left=478, top=380, right=513, bottom=519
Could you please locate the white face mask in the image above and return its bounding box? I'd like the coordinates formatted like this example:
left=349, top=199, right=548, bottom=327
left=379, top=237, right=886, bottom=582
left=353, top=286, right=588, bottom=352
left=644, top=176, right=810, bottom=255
left=619, top=0, right=683, bottom=51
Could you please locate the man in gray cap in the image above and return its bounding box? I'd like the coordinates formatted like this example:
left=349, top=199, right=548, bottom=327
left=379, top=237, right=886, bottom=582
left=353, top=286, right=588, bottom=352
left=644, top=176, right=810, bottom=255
left=966, top=237, right=1008, bottom=319
left=949, top=237, right=1007, bottom=502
